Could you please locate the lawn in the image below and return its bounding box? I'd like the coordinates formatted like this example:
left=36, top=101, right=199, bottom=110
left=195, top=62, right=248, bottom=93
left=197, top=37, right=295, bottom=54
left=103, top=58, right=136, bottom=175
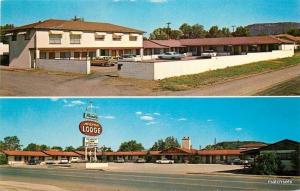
left=256, top=76, right=300, bottom=96
left=159, top=52, right=300, bottom=91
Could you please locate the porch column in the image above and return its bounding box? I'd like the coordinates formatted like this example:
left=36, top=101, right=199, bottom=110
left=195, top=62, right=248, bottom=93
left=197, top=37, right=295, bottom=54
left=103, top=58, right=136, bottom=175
left=109, top=50, right=112, bottom=57
left=266, top=45, right=269, bottom=52
left=35, top=49, right=40, bottom=59
left=140, top=48, right=144, bottom=58
left=96, top=49, right=100, bottom=58
left=70, top=52, right=74, bottom=59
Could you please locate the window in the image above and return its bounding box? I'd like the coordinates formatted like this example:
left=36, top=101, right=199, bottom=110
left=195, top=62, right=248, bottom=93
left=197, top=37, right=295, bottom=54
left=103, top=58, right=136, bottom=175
left=129, top=36, right=138, bottom=41
left=81, top=52, right=87, bottom=59
left=113, top=35, right=122, bottom=41
left=60, top=52, right=70, bottom=59
left=49, top=34, right=62, bottom=44
left=74, top=52, right=80, bottom=59
left=15, top=156, right=22, bottom=161
left=49, top=52, right=55, bottom=59
left=25, top=31, right=31, bottom=40
left=95, top=35, right=105, bottom=41
left=101, top=49, right=109, bottom=56
left=70, top=34, right=81, bottom=44
left=89, top=51, right=96, bottom=59
left=40, top=52, right=47, bottom=59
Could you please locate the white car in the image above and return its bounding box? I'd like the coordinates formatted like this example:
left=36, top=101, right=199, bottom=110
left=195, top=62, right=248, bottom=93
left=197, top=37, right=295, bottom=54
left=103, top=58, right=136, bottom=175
left=158, top=52, right=184, bottom=60
left=201, top=50, right=217, bottom=58
left=119, top=54, right=141, bottom=62
left=59, top=158, right=69, bottom=164
left=156, top=158, right=174, bottom=164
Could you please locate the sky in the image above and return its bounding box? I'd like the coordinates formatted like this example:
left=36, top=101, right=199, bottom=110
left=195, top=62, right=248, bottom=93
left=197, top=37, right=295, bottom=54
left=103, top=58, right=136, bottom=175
left=1, top=0, right=300, bottom=35
left=0, top=98, right=299, bottom=150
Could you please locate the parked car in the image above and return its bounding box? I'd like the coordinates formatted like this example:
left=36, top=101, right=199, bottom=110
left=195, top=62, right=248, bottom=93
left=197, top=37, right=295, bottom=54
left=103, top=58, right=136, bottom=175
left=45, top=159, right=55, bottom=165
left=59, top=158, right=69, bottom=164
left=201, top=50, right=217, bottom=58
left=115, top=158, right=125, bottom=163
left=229, top=158, right=242, bottom=165
left=28, top=158, right=40, bottom=165
left=158, top=52, right=184, bottom=60
left=70, top=157, right=81, bottom=163
left=135, top=158, right=146, bottom=163
left=156, top=158, right=174, bottom=164
left=119, top=54, right=140, bottom=62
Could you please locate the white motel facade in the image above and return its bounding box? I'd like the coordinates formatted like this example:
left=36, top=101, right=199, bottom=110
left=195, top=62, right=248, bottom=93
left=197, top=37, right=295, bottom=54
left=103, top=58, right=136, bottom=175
left=5, top=19, right=297, bottom=77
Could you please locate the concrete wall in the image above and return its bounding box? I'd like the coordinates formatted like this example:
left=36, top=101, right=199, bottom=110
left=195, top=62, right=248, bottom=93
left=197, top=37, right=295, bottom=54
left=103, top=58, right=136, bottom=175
left=9, top=31, right=35, bottom=68
left=36, top=31, right=143, bottom=49
left=119, top=50, right=294, bottom=80
left=36, top=59, right=90, bottom=74
left=86, top=163, right=109, bottom=169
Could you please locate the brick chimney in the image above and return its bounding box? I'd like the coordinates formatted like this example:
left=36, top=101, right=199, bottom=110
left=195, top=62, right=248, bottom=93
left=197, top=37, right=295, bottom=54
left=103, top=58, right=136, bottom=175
left=181, top=137, right=191, bottom=150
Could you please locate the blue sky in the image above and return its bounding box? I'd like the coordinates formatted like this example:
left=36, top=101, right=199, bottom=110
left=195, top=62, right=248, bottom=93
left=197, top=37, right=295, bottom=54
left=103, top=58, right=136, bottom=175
left=1, top=0, right=299, bottom=35
left=0, top=98, right=299, bottom=150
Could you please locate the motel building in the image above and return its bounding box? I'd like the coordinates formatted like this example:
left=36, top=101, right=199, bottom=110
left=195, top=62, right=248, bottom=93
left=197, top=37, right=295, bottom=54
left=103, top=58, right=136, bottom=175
left=1, top=137, right=272, bottom=165
left=6, top=18, right=144, bottom=69
left=5, top=18, right=296, bottom=74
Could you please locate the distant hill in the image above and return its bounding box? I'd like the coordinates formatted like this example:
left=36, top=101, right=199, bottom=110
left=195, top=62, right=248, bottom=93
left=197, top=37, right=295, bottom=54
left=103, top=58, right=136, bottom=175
left=245, top=22, right=300, bottom=36
left=204, top=141, right=268, bottom=150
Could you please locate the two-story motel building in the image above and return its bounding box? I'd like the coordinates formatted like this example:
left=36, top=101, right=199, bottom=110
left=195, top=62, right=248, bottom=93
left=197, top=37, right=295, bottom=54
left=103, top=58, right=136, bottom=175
left=7, top=19, right=144, bottom=68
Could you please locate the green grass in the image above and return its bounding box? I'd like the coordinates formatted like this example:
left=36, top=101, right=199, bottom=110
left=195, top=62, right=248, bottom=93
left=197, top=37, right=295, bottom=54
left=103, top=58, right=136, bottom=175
left=159, top=52, right=300, bottom=91
left=256, top=76, right=300, bottom=96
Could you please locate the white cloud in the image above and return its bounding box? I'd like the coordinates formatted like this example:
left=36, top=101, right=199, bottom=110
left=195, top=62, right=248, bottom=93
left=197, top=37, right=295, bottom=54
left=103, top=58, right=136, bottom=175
left=64, top=100, right=85, bottom=107
left=178, top=118, right=187, bottom=121
left=100, top=115, right=116, bottom=119
left=146, top=121, right=158, bottom=125
left=207, top=119, right=213, bottom=122
left=140, top=115, right=154, bottom=121
left=153, top=112, right=160, bottom=116
left=135, top=111, right=142, bottom=115
left=148, top=0, right=167, bottom=3
left=235, top=128, right=243, bottom=132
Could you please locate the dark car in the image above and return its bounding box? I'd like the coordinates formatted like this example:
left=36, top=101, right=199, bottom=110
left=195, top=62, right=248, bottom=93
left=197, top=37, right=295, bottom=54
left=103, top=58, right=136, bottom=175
left=28, top=159, right=40, bottom=165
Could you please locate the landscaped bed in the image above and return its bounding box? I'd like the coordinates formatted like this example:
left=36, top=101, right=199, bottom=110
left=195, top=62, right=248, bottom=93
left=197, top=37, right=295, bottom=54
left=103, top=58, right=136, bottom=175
left=159, top=52, right=300, bottom=91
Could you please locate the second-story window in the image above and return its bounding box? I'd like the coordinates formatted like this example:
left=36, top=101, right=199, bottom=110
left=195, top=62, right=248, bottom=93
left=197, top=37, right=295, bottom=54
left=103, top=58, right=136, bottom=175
left=113, top=34, right=122, bottom=41
left=95, top=35, right=105, bottom=41
left=129, top=35, right=138, bottom=41
left=70, top=34, right=81, bottom=44
left=49, top=34, right=62, bottom=44
left=25, top=31, right=31, bottom=40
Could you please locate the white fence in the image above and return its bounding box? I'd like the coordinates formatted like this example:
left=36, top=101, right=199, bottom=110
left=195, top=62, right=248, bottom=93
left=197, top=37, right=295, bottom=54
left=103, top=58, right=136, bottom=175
left=118, top=50, right=294, bottom=80
left=36, top=59, right=90, bottom=74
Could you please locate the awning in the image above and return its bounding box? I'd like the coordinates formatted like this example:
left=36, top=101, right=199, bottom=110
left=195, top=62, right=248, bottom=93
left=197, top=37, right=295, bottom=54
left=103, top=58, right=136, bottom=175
left=113, top=33, right=124, bottom=36
left=95, top=32, right=107, bottom=36
left=70, top=31, right=83, bottom=35
left=17, top=32, right=26, bottom=35
left=49, top=30, right=64, bottom=34
left=130, top=34, right=139, bottom=37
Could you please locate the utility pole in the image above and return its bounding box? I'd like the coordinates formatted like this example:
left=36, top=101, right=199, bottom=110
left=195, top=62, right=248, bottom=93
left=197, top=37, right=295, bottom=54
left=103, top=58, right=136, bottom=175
left=166, top=22, right=171, bottom=39
left=232, top=25, right=236, bottom=33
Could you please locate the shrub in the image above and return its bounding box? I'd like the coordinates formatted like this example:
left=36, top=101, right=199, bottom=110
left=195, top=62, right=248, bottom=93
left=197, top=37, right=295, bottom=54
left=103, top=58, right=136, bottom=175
left=252, top=152, right=282, bottom=175
left=0, top=154, right=7, bottom=165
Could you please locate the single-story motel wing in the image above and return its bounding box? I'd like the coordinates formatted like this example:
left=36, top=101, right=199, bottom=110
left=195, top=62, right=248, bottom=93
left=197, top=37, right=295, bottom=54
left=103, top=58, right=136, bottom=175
left=5, top=19, right=298, bottom=78
left=1, top=139, right=299, bottom=173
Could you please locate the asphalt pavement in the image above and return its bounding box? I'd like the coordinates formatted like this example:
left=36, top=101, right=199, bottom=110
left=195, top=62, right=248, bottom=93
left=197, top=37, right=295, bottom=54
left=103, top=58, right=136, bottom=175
left=0, top=167, right=299, bottom=191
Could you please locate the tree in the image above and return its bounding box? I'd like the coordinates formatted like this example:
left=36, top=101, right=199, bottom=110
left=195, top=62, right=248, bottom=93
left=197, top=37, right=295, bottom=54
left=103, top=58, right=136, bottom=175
left=3, top=136, right=22, bottom=150
left=99, top=146, right=113, bottom=152
left=64, top=146, right=76, bottom=152
left=232, top=26, right=249, bottom=37
left=0, top=154, right=7, bottom=165
left=76, top=146, right=85, bottom=151
left=207, top=26, right=222, bottom=38
left=170, top=30, right=183, bottom=39
left=287, top=28, right=300, bottom=36
left=149, top=28, right=169, bottom=40
left=252, top=152, right=282, bottom=175
left=221, top=27, right=232, bottom=37
left=179, top=23, right=192, bottom=39
left=118, top=140, right=145, bottom=152
left=0, top=24, right=14, bottom=44
left=291, top=151, right=300, bottom=175
left=150, top=136, right=180, bottom=151
left=0, top=141, right=4, bottom=150
left=191, top=24, right=207, bottom=38
left=40, top=144, right=50, bottom=151
left=51, top=146, right=63, bottom=151
left=23, top=143, right=41, bottom=151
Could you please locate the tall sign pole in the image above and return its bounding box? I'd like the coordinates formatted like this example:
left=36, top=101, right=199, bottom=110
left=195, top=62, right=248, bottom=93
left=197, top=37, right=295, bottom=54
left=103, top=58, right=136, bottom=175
left=79, top=101, right=102, bottom=162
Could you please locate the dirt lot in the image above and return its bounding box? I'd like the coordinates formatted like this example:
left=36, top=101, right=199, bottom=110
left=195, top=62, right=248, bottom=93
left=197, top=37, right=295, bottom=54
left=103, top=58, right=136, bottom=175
left=1, top=64, right=300, bottom=96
